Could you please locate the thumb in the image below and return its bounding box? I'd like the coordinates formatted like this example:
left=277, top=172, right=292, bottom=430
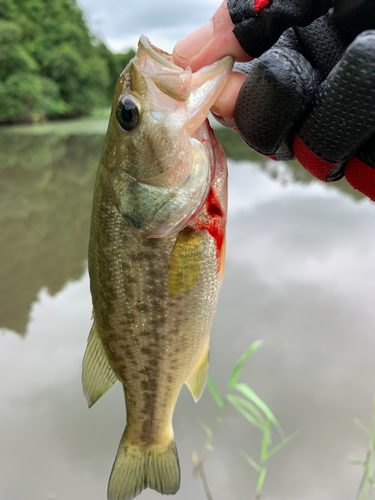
left=173, top=0, right=250, bottom=72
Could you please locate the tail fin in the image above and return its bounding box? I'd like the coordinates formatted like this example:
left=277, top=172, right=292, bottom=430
left=107, top=429, right=180, bottom=500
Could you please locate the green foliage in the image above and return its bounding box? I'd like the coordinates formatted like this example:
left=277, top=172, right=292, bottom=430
left=0, top=73, right=62, bottom=122
left=195, top=340, right=298, bottom=499
left=0, top=0, right=135, bottom=123
left=96, top=43, right=136, bottom=102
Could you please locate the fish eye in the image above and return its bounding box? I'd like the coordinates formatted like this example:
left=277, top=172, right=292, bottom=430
left=116, top=95, right=141, bottom=132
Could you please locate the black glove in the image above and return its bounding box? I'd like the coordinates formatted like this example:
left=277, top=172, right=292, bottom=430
left=227, top=0, right=375, bottom=200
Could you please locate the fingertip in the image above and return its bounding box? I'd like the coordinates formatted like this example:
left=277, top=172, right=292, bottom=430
left=173, top=21, right=214, bottom=69
left=210, top=110, right=236, bottom=129
left=172, top=48, right=189, bottom=70
left=211, top=70, right=247, bottom=124
left=173, top=0, right=250, bottom=72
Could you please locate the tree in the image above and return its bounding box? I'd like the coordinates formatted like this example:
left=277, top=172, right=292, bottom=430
left=96, top=42, right=135, bottom=102
left=0, top=0, right=133, bottom=123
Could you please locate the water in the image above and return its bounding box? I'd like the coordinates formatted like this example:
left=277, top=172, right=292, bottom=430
left=1, top=116, right=375, bottom=500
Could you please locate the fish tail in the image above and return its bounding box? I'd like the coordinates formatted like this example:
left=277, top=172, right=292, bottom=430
left=107, top=428, right=180, bottom=500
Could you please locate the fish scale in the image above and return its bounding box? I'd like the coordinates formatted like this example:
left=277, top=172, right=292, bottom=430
left=82, top=35, right=233, bottom=500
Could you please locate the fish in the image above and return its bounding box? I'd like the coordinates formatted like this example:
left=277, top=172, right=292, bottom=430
left=82, top=35, right=233, bottom=500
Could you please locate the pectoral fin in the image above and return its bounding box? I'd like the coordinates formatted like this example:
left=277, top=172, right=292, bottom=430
left=185, top=340, right=209, bottom=402
left=167, top=229, right=204, bottom=296
left=82, top=321, right=119, bottom=408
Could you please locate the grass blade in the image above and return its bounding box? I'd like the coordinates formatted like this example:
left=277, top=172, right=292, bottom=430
left=235, top=396, right=264, bottom=423
left=265, top=431, right=299, bottom=461
left=228, top=340, right=266, bottom=389
left=235, top=383, right=284, bottom=439
left=228, top=339, right=284, bottom=390
left=227, top=395, right=263, bottom=430
left=227, top=395, right=264, bottom=427
left=354, top=418, right=374, bottom=438
left=350, top=455, right=370, bottom=471
left=239, top=450, right=261, bottom=473
left=256, top=467, right=267, bottom=495
left=207, top=375, right=224, bottom=408
left=199, top=421, right=213, bottom=438
left=260, top=417, right=271, bottom=463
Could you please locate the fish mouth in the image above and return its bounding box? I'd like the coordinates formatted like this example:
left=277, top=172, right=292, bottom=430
left=139, top=35, right=177, bottom=70
left=136, top=35, right=234, bottom=116
left=133, top=35, right=233, bottom=183
left=136, top=35, right=193, bottom=102
left=113, top=37, right=233, bottom=239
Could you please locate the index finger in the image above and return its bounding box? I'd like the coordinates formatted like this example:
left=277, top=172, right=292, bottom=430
left=173, top=0, right=251, bottom=72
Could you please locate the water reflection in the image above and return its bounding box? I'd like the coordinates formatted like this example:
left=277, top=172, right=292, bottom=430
left=0, top=133, right=104, bottom=334
left=0, top=125, right=364, bottom=336
left=1, top=121, right=375, bottom=500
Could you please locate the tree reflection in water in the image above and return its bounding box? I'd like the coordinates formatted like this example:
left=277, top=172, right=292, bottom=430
left=0, top=132, right=104, bottom=334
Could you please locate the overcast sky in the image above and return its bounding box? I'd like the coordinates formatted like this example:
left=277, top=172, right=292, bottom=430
left=77, top=0, right=221, bottom=54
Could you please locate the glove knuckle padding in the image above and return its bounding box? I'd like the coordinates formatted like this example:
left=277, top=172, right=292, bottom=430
left=296, top=15, right=347, bottom=79
left=297, top=30, right=375, bottom=163
left=274, top=27, right=303, bottom=52
left=227, top=0, right=332, bottom=57
left=234, top=47, right=318, bottom=156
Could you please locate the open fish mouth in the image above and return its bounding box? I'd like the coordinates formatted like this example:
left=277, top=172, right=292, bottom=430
left=111, top=36, right=233, bottom=239
left=136, top=35, right=233, bottom=137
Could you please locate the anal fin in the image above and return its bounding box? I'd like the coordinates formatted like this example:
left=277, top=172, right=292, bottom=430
left=82, top=321, right=118, bottom=407
left=185, top=339, right=209, bottom=402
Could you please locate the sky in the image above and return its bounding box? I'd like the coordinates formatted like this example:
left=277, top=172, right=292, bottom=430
left=77, top=0, right=221, bottom=54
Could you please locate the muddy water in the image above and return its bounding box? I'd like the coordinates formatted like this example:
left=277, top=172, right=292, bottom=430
left=1, top=117, right=374, bottom=500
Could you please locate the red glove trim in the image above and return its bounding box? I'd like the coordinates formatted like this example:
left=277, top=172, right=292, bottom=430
left=345, top=157, right=375, bottom=201
left=254, top=0, right=270, bottom=12
left=293, top=134, right=335, bottom=182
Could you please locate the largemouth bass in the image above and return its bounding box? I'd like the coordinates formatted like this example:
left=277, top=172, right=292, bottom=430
left=83, top=35, right=233, bottom=500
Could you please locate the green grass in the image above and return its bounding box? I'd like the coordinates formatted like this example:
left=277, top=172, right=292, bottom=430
left=193, top=339, right=298, bottom=499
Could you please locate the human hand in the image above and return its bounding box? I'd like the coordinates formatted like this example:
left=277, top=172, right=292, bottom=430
left=174, top=1, right=375, bottom=200
left=172, top=0, right=330, bottom=126
left=173, top=0, right=249, bottom=127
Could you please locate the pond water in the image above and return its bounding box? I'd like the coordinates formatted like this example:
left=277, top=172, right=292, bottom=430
left=1, top=115, right=375, bottom=500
